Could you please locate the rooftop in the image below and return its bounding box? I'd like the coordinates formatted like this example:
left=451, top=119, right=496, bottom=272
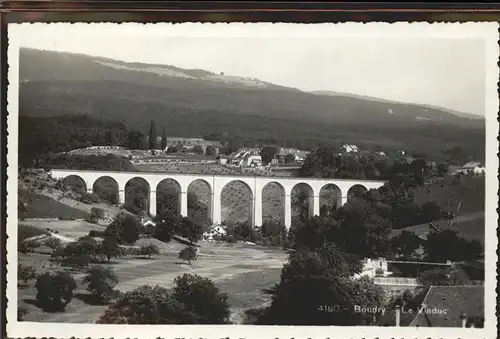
left=462, top=162, right=482, bottom=169
left=409, top=285, right=484, bottom=327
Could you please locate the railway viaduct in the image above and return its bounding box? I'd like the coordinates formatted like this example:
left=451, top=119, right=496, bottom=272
left=50, top=169, right=386, bottom=228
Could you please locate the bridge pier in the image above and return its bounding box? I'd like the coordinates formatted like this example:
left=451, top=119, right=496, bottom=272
left=149, top=191, right=157, bottom=216
left=284, top=194, right=292, bottom=229
left=313, top=195, right=320, bottom=217
left=119, top=190, right=126, bottom=205
left=253, top=189, right=263, bottom=227
left=180, top=191, right=188, bottom=217
left=212, top=191, right=222, bottom=225
left=340, top=196, right=348, bottom=208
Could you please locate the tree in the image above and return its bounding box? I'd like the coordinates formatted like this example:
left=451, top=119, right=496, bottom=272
left=177, top=217, right=203, bottom=243
left=284, top=153, right=296, bottom=164
left=437, top=162, right=449, bottom=176
left=62, top=254, right=92, bottom=271
left=18, top=264, right=37, bottom=286
left=173, top=273, right=231, bottom=324
left=75, top=236, right=101, bottom=261
left=179, top=246, right=198, bottom=265
left=154, top=213, right=178, bottom=242
left=289, top=216, right=340, bottom=251
left=101, top=236, right=121, bottom=263
left=161, top=125, right=167, bottom=150
left=205, top=145, right=217, bottom=156
left=417, top=266, right=470, bottom=286
left=44, top=237, right=62, bottom=254
left=105, top=130, right=116, bottom=146
left=259, top=245, right=383, bottom=326
left=192, top=145, right=204, bottom=154
left=83, top=266, right=119, bottom=303
left=105, top=213, right=141, bottom=244
left=97, top=285, right=194, bottom=324
left=140, top=244, right=160, bottom=259
left=148, top=120, right=157, bottom=150
left=35, top=271, right=77, bottom=311
left=424, top=229, right=483, bottom=262
left=127, top=130, right=145, bottom=150
left=259, top=146, right=278, bottom=165
left=420, top=201, right=442, bottom=223
left=391, top=231, right=422, bottom=258
left=335, top=198, right=392, bottom=257
left=19, top=240, right=40, bottom=254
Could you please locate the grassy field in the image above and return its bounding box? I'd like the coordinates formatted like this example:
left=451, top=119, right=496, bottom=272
left=19, top=189, right=89, bottom=220
left=413, top=175, right=484, bottom=216
left=18, top=237, right=288, bottom=324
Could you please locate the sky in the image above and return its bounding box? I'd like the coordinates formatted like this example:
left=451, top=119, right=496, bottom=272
left=15, top=23, right=489, bottom=116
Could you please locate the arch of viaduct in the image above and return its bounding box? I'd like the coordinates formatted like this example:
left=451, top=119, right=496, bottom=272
left=49, top=169, right=386, bottom=228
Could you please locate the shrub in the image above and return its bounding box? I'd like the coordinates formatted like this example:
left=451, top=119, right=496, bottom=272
left=58, top=215, right=76, bottom=221
left=83, top=266, right=119, bottom=304
left=178, top=246, right=198, bottom=265
left=173, top=273, right=230, bottom=324
left=18, top=264, right=37, bottom=286
left=35, top=271, right=77, bottom=311
left=18, top=240, right=40, bottom=254
left=89, top=230, right=107, bottom=238
left=97, top=285, right=192, bottom=324
left=18, top=306, right=28, bottom=321
left=62, top=255, right=92, bottom=271
left=87, top=207, right=105, bottom=224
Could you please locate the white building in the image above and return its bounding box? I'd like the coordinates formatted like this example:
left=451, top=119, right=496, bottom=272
left=457, top=162, right=485, bottom=175
left=203, top=225, right=227, bottom=241
left=353, top=257, right=392, bottom=279
left=342, top=144, right=359, bottom=153
left=229, top=148, right=262, bottom=167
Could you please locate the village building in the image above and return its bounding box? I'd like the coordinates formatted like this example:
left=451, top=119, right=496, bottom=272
left=229, top=148, right=263, bottom=167
left=203, top=225, right=227, bottom=241
left=341, top=144, right=360, bottom=153
left=275, top=148, right=310, bottom=164
left=217, top=155, right=229, bottom=165
left=455, top=161, right=485, bottom=175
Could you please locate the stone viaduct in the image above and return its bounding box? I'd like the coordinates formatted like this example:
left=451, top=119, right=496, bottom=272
left=49, top=169, right=386, bottom=228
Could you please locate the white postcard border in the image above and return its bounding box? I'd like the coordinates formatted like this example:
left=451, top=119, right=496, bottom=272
left=6, top=22, right=499, bottom=339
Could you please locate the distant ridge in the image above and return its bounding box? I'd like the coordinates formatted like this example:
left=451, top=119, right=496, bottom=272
left=310, top=90, right=484, bottom=121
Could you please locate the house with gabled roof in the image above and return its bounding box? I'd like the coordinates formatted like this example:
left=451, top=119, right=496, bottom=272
left=456, top=161, right=485, bottom=175
left=341, top=144, right=359, bottom=153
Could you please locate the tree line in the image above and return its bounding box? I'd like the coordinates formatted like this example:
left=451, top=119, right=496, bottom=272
left=19, top=114, right=483, bottom=170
